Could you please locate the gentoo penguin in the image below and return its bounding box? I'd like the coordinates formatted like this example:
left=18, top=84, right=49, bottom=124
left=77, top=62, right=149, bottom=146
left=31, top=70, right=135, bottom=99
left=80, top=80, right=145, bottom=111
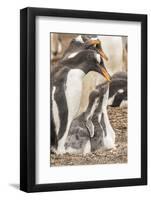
left=108, top=72, right=127, bottom=107
left=64, top=89, right=100, bottom=154
left=51, top=49, right=111, bottom=154
left=65, top=82, right=115, bottom=154
left=82, top=34, right=109, bottom=61
left=62, top=35, right=108, bottom=61
left=65, top=35, right=109, bottom=115
left=51, top=35, right=106, bottom=74
left=93, top=83, right=115, bottom=150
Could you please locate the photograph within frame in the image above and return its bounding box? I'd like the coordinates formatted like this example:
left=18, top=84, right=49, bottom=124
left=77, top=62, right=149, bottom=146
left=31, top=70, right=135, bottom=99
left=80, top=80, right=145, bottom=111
left=50, top=32, right=128, bottom=167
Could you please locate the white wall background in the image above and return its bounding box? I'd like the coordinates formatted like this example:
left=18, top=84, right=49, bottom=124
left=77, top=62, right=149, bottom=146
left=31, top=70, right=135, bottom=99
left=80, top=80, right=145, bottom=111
left=0, top=0, right=150, bottom=199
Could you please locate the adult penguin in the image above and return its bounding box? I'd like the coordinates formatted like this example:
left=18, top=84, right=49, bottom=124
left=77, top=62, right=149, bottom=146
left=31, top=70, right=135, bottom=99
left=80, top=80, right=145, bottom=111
left=51, top=49, right=111, bottom=154
left=93, top=72, right=127, bottom=107
left=62, top=35, right=109, bottom=115
left=61, top=34, right=108, bottom=61
left=108, top=72, right=127, bottom=107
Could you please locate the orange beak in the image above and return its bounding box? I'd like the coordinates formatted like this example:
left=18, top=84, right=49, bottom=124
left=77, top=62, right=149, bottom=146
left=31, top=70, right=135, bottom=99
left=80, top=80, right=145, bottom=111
left=98, top=49, right=108, bottom=61
left=100, top=65, right=111, bottom=81
left=86, top=39, right=100, bottom=46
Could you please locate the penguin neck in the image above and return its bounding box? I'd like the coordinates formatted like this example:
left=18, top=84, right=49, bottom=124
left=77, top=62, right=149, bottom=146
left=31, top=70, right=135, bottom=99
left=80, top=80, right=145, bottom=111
left=93, top=99, right=103, bottom=123
left=71, top=64, right=93, bottom=75
left=68, top=68, right=86, bottom=79
left=84, top=98, right=99, bottom=121
left=95, top=87, right=109, bottom=123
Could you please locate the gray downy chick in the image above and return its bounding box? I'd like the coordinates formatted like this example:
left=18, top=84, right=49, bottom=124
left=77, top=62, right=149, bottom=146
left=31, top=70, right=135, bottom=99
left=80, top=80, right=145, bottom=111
left=64, top=90, right=100, bottom=154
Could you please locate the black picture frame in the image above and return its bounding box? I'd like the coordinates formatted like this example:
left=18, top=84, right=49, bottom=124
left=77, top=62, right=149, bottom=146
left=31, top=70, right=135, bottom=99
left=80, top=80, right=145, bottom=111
left=20, top=7, right=147, bottom=192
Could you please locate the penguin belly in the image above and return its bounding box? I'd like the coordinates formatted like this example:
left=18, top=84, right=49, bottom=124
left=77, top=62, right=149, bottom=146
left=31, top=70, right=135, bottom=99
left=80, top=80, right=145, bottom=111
left=65, top=69, right=86, bottom=119
left=101, top=110, right=115, bottom=149
left=100, top=86, right=115, bottom=149
left=52, top=87, right=60, bottom=135
left=57, top=69, right=86, bottom=154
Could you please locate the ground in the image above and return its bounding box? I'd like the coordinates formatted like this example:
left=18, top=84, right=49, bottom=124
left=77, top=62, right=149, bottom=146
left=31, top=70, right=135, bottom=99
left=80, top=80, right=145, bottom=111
left=50, top=106, right=127, bottom=166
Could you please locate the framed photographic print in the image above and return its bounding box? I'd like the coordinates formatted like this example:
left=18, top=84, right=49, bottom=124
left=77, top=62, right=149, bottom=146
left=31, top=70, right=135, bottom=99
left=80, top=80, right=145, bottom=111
left=20, top=7, right=147, bottom=192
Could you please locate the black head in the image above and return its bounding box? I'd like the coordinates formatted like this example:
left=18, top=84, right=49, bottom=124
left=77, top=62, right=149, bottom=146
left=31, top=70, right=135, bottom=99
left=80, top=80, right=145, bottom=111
left=68, top=35, right=108, bottom=61
left=84, top=89, right=100, bottom=121
left=81, top=35, right=109, bottom=61
left=90, top=82, right=109, bottom=117
left=66, top=35, right=98, bottom=51
left=109, top=72, right=127, bottom=98
left=80, top=50, right=111, bottom=81
left=111, top=71, right=127, bottom=81
left=88, top=90, right=100, bottom=108
left=97, top=82, right=109, bottom=96
left=61, top=49, right=111, bottom=81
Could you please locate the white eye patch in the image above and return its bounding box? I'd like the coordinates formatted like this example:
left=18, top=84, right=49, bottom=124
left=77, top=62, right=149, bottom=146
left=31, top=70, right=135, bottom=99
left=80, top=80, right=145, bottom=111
left=75, top=35, right=84, bottom=43
left=118, top=89, right=124, bottom=93
left=95, top=53, right=101, bottom=63
left=91, top=37, right=98, bottom=41
left=68, top=52, right=79, bottom=59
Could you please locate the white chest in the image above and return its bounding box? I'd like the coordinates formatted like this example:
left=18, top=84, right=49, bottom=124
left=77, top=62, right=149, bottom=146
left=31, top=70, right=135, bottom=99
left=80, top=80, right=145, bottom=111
left=52, top=86, right=60, bottom=135
left=65, top=69, right=85, bottom=119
